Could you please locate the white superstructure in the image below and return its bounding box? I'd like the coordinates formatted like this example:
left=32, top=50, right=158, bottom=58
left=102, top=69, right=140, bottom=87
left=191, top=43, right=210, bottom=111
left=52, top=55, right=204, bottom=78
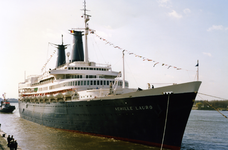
left=18, top=58, right=132, bottom=101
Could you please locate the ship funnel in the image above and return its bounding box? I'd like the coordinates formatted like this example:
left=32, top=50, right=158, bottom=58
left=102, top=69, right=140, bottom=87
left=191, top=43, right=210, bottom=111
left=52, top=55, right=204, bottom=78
left=55, top=35, right=68, bottom=68
left=56, top=45, right=67, bottom=67
left=70, top=30, right=84, bottom=62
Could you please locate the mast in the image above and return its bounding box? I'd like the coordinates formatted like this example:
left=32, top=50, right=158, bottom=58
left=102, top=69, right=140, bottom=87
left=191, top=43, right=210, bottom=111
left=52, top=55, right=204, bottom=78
left=2, top=93, right=6, bottom=101
left=122, top=50, right=125, bottom=88
left=83, top=0, right=90, bottom=63
left=61, top=34, right=63, bottom=45
left=196, top=60, right=199, bottom=81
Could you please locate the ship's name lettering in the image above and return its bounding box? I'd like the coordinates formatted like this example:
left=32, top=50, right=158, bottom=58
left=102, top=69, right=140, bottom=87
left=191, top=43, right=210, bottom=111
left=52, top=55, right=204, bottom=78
left=115, top=105, right=153, bottom=111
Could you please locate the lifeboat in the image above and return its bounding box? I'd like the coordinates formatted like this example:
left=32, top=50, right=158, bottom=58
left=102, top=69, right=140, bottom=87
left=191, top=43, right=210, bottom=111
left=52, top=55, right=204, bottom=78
left=55, top=93, right=64, bottom=102
left=48, top=94, right=56, bottom=102
left=64, top=91, right=74, bottom=100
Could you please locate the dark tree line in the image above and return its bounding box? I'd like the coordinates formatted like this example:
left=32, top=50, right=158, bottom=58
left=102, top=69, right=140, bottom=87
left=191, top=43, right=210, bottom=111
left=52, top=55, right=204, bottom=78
left=194, top=100, right=228, bottom=110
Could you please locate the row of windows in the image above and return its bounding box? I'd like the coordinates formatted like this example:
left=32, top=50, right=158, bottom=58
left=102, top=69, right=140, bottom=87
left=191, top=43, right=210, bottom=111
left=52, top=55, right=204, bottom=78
left=22, top=80, right=129, bottom=93
left=69, top=80, right=115, bottom=86
left=66, top=75, right=83, bottom=79
left=47, top=80, right=128, bottom=91
left=86, top=75, right=96, bottom=78
left=65, top=75, right=99, bottom=79
left=39, top=87, right=48, bottom=92
left=68, top=67, right=109, bottom=71
left=32, top=78, right=54, bottom=86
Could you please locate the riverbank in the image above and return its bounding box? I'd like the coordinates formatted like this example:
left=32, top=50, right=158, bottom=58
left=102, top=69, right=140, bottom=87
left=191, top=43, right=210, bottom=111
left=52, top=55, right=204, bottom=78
left=0, top=131, right=9, bottom=150
left=0, top=130, right=21, bottom=150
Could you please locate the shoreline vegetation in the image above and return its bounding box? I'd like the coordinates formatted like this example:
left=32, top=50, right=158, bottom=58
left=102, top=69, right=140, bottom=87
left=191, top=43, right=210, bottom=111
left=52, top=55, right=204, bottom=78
left=193, top=100, right=228, bottom=111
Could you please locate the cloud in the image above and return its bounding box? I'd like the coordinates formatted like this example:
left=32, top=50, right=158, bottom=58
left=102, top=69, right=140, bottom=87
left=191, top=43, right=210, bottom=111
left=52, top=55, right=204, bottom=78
left=207, top=25, right=228, bottom=31
left=168, top=10, right=182, bottom=19
left=183, top=8, right=191, bottom=14
left=158, top=0, right=172, bottom=8
left=203, top=52, right=212, bottom=57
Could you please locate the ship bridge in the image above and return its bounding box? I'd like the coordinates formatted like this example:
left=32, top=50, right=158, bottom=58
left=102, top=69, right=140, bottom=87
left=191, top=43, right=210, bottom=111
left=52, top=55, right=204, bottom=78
left=49, top=61, right=119, bottom=79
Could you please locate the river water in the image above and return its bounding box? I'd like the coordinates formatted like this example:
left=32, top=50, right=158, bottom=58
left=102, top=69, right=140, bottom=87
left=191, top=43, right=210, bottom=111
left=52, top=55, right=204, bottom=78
left=0, top=103, right=227, bottom=150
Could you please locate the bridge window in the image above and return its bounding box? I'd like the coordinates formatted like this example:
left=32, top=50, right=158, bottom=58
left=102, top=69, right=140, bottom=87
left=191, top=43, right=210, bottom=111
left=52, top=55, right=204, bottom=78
left=86, top=75, right=96, bottom=78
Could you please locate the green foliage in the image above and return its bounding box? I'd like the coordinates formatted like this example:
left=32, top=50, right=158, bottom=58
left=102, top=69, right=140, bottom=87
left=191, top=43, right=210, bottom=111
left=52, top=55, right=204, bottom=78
left=196, top=102, right=203, bottom=109
left=194, top=100, right=228, bottom=110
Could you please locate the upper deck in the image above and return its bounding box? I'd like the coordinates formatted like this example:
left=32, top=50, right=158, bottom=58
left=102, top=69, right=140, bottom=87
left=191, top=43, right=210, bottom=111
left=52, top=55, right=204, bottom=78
left=18, top=60, right=128, bottom=97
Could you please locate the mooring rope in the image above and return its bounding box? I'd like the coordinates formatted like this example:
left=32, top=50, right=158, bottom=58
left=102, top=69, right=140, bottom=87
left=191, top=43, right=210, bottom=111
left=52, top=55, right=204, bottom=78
left=160, top=94, right=170, bottom=150
left=198, top=92, right=227, bottom=100
left=204, top=101, right=228, bottom=119
left=198, top=93, right=228, bottom=119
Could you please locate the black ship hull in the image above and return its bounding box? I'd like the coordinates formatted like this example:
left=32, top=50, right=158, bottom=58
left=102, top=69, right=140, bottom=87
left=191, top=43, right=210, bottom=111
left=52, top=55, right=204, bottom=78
left=19, top=91, right=197, bottom=150
left=0, top=106, right=15, bottom=113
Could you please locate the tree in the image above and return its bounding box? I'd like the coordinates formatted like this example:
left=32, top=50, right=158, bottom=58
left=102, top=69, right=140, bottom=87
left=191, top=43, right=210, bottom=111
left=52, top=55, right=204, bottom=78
left=196, top=102, right=203, bottom=110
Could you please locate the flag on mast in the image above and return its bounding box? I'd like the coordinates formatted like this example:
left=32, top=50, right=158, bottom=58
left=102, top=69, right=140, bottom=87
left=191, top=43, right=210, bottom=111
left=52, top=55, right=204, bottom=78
left=195, top=60, right=199, bottom=67
left=196, top=60, right=199, bottom=81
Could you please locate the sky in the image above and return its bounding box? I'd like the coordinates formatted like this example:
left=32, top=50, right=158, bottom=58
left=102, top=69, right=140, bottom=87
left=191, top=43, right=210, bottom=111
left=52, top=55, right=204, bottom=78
left=0, top=0, right=227, bottom=100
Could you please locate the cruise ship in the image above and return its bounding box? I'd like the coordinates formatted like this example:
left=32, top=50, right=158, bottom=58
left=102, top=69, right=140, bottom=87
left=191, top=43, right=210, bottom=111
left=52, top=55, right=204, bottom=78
left=18, top=1, right=201, bottom=150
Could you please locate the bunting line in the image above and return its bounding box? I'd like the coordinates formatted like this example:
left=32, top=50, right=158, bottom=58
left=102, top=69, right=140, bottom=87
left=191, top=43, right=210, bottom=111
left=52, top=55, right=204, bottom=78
left=91, top=31, right=183, bottom=70
left=41, top=30, right=192, bottom=72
